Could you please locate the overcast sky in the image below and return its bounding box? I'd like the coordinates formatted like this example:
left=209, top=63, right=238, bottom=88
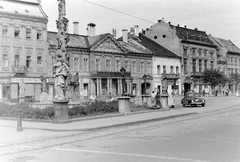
left=40, top=0, right=240, bottom=47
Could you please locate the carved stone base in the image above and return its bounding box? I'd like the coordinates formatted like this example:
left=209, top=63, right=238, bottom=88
left=118, top=96, right=131, bottom=115
left=52, top=99, right=71, bottom=124
left=142, top=95, right=150, bottom=107
left=19, top=96, right=25, bottom=103
left=161, top=93, right=169, bottom=110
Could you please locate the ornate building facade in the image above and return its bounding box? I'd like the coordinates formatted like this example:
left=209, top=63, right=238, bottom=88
left=47, top=25, right=153, bottom=101
left=144, top=20, right=218, bottom=94
left=0, top=0, right=48, bottom=102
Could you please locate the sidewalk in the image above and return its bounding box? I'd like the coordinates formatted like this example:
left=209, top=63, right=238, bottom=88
left=0, top=95, right=239, bottom=144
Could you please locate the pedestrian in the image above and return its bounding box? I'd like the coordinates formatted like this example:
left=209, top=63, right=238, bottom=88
left=151, top=91, right=156, bottom=107
left=155, top=92, right=161, bottom=108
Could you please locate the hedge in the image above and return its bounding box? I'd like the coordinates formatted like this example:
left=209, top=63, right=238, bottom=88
left=0, top=101, right=119, bottom=120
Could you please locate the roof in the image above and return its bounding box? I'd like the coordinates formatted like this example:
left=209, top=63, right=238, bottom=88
left=173, top=25, right=215, bottom=46
left=138, top=33, right=181, bottom=59
left=47, top=32, right=89, bottom=49
left=212, top=37, right=240, bottom=54
left=0, top=0, right=47, bottom=19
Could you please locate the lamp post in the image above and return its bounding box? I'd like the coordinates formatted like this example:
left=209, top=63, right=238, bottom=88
left=120, top=67, right=126, bottom=96
left=142, top=74, right=147, bottom=95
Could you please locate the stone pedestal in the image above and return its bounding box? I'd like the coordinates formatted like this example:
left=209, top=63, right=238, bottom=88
left=118, top=96, right=131, bottom=115
left=52, top=99, right=71, bottom=124
left=142, top=95, right=150, bottom=107
left=161, top=93, right=169, bottom=110
left=19, top=96, right=25, bottom=103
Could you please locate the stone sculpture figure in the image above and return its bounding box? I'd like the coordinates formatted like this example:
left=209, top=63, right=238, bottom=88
left=19, top=79, right=26, bottom=97
left=162, top=78, right=168, bottom=94
left=58, top=0, right=66, bottom=17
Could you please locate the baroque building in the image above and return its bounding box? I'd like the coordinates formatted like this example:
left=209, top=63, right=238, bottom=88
left=0, top=0, right=48, bottom=102
left=143, top=20, right=218, bottom=94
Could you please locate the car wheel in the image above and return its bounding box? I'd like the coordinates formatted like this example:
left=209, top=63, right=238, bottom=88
left=172, top=105, right=175, bottom=108
left=182, top=104, right=185, bottom=107
left=202, top=104, right=205, bottom=107
left=188, top=102, right=192, bottom=107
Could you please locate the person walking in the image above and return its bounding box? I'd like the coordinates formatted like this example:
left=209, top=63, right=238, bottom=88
left=151, top=91, right=156, bottom=107
left=155, top=92, right=161, bottom=108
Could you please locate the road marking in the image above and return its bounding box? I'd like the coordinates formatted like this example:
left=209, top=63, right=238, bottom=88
left=53, top=148, right=213, bottom=162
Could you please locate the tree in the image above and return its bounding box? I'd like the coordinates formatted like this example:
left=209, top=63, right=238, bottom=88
left=202, top=69, right=228, bottom=90
left=229, top=73, right=240, bottom=91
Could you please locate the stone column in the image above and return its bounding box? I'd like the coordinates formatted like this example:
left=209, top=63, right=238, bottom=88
left=97, top=79, right=100, bottom=96
left=99, top=79, right=102, bottom=96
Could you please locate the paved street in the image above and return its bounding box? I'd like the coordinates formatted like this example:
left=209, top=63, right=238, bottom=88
left=0, top=96, right=240, bottom=162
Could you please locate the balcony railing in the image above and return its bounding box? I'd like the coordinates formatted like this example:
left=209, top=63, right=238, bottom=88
left=162, top=73, right=180, bottom=79
left=91, top=70, right=131, bottom=78
left=191, top=72, right=204, bottom=77
left=12, top=65, right=27, bottom=73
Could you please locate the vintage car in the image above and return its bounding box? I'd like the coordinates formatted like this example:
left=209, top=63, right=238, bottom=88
left=181, top=92, right=205, bottom=107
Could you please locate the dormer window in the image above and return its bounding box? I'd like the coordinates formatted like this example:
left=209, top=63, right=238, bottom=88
left=0, top=6, right=3, bottom=9
left=25, top=10, right=29, bottom=13
left=14, top=10, right=19, bottom=14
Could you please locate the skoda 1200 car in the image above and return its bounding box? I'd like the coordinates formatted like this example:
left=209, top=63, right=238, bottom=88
left=181, top=92, right=205, bottom=107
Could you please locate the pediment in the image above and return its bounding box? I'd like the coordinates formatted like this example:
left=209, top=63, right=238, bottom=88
left=91, top=37, right=126, bottom=53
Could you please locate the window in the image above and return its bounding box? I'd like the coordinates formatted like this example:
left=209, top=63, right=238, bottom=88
left=2, top=26, right=8, bottom=37
left=157, top=65, right=160, bottom=74
left=14, top=27, right=20, bottom=38
left=147, top=62, right=151, bottom=73
left=116, top=60, right=120, bottom=71
left=2, top=54, right=9, bottom=67
left=170, top=66, right=174, bottom=74
left=184, top=59, right=187, bottom=73
left=106, top=59, right=111, bottom=71
left=235, top=69, right=238, bottom=74
left=183, top=49, right=187, bottom=57
left=192, top=59, right=196, bottom=73
left=26, top=28, right=31, bottom=39
left=204, top=60, right=207, bottom=70
left=211, top=61, right=214, bottom=70
left=83, top=58, right=88, bottom=71
left=96, top=58, right=100, bottom=71
left=235, top=58, right=237, bottom=65
left=199, top=60, right=202, bottom=72
left=37, top=30, right=42, bottom=40
left=74, top=57, right=79, bottom=71
left=37, top=56, right=42, bottom=67
left=26, top=56, right=31, bottom=68
left=140, top=62, right=145, bottom=73
left=132, top=61, right=136, bottom=73
left=15, top=55, right=20, bottom=67
left=163, top=66, right=166, bottom=73
left=176, top=66, right=179, bottom=74
left=125, top=60, right=129, bottom=71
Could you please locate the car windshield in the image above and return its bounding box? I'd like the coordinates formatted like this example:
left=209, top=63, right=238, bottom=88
left=187, top=93, right=200, bottom=97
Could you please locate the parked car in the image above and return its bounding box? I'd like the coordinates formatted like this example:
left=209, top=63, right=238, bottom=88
left=181, top=92, right=205, bottom=107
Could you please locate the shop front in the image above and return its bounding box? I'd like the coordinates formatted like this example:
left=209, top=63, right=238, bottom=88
left=11, top=77, right=42, bottom=103
left=0, top=78, right=11, bottom=102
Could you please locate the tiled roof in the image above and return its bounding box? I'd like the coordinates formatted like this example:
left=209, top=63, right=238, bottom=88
left=0, top=0, right=47, bottom=19
left=213, top=37, right=240, bottom=54
left=138, top=33, right=181, bottom=59
left=173, top=25, right=215, bottom=46
left=47, top=32, right=89, bottom=49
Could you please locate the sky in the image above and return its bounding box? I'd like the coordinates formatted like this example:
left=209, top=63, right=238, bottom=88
left=40, top=0, right=240, bottom=47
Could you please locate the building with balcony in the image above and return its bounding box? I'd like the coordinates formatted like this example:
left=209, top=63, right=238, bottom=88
left=47, top=24, right=153, bottom=101
left=0, top=0, right=48, bottom=102
left=143, top=19, right=218, bottom=94
left=210, top=36, right=240, bottom=94
left=137, top=33, right=182, bottom=95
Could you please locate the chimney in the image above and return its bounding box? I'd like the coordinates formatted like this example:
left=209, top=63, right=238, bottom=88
left=122, top=29, right=128, bottom=43
left=184, top=25, right=187, bottom=28
left=194, top=28, right=198, bottom=31
left=112, top=28, right=116, bottom=38
left=73, top=21, right=79, bottom=34
left=177, top=24, right=180, bottom=27
left=168, top=22, right=171, bottom=25
left=158, top=20, right=162, bottom=23
left=134, top=25, right=139, bottom=36
left=87, top=23, right=96, bottom=36
left=130, top=27, right=134, bottom=34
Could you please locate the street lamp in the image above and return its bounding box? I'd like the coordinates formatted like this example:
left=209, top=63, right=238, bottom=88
left=142, top=74, right=147, bottom=95
left=120, top=67, right=126, bottom=96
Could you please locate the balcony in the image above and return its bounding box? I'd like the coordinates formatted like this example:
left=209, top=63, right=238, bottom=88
left=162, top=73, right=180, bottom=79
left=91, top=70, right=131, bottom=78
left=191, top=72, right=204, bottom=77
left=12, top=65, right=27, bottom=73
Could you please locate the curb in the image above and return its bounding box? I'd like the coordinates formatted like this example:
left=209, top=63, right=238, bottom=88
left=0, top=112, right=197, bottom=132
